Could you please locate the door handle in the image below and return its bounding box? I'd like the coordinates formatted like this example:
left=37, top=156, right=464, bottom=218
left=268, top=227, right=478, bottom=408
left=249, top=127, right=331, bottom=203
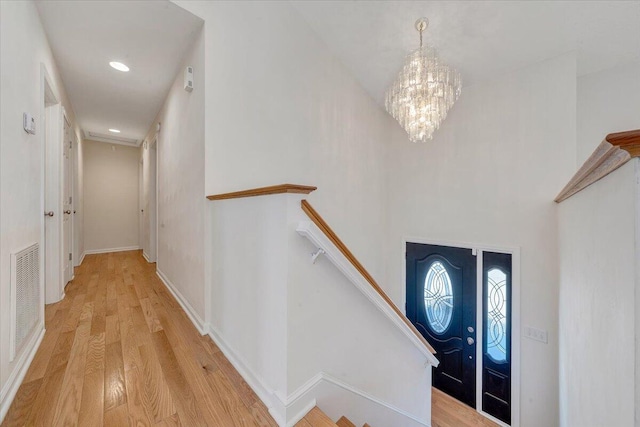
left=467, top=337, right=475, bottom=345
left=64, top=210, right=71, bottom=215
left=44, top=211, right=54, bottom=217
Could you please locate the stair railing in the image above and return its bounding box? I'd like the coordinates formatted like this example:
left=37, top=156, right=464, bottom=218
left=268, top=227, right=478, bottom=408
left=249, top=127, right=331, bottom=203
left=298, top=199, right=438, bottom=365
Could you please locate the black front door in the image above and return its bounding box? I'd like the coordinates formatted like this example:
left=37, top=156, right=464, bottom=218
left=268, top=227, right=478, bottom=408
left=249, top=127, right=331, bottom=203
left=406, top=243, right=477, bottom=407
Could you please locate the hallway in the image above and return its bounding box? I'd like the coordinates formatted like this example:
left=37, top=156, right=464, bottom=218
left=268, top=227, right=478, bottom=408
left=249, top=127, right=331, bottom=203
left=1, top=251, right=277, bottom=427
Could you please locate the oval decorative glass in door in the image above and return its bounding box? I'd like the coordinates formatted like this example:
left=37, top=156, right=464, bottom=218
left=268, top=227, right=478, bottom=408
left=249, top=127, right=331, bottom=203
left=424, top=261, right=454, bottom=333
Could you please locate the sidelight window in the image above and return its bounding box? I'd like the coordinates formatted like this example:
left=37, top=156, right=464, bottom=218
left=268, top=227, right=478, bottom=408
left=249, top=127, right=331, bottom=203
left=486, top=268, right=507, bottom=363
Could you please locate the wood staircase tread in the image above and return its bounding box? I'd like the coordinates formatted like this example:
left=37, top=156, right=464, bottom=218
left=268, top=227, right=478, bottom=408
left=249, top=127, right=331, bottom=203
left=297, top=406, right=338, bottom=427
left=336, top=415, right=356, bottom=427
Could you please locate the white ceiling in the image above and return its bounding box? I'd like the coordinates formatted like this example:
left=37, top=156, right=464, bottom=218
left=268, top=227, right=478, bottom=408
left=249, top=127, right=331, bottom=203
left=35, top=1, right=639, bottom=137
left=36, top=0, right=203, bottom=144
left=291, top=1, right=640, bottom=105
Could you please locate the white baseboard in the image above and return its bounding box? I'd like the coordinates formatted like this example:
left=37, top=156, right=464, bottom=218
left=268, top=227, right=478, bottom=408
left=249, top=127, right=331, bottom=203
left=142, top=252, right=150, bottom=263
left=0, top=326, right=45, bottom=423
left=154, top=269, right=430, bottom=427
left=284, top=372, right=431, bottom=427
left=154, top=271, right=285, bottom=425
left=155, top=268, right=206, bottom=335
left=75, top=251, right=86, bottom=267
left=204, top=321, right=429, bottom=427
left=84, top=245, right=139, bottom=255
left=206, top=324, right=283, bottom=425
left=285, top=398, right=317, bottom=427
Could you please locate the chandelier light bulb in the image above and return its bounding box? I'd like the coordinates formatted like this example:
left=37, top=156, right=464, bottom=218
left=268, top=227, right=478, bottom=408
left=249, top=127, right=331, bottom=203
left=385, top=17, right=462, bottom=142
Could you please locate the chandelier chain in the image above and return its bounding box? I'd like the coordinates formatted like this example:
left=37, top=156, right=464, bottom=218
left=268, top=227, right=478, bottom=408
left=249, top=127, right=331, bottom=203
left=415, top=17, right=428, bottom=49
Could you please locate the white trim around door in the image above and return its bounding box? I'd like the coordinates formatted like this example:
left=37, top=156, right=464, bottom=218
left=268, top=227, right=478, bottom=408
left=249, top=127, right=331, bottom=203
left=402, top=236, right=520, bottom=427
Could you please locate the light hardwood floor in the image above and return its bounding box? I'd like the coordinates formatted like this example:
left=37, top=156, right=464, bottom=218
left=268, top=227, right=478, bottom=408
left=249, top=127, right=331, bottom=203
left=3, top=250, right=499, bottom=427
left=1, top=251, right=277, bottom=427
left=432, top=388, right=501, bottom=427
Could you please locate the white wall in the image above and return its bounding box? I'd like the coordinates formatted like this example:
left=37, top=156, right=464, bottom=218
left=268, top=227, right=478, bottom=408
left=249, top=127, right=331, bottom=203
left=636, top=160, right=640, bottom=424
left=209, top=195, right=290, bottom=401
left=288, top=213, right=431, bottom=425
left=385, top=55, right=577, bottom=427
left=171, top=3, right=588, bottom=426
left=558, top=160, right=637, bottom=427
left=141, top=25, right=205, bottom=318
left=83, top=140, right=139, bottom=253
left=577, top=61, right=640, bottom=164
left=174, top=1, right=391, bottom=284
left=0, top=0, right=80, bottom=420
left=208, top=193, right=433, bottom=426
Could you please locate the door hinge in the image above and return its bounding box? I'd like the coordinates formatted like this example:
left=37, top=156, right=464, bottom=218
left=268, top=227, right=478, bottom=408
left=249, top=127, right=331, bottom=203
left=69, top=196, right=72, bottom=204
left=69, top=141, right=72, bottom=149
left=69, top=253, right=72, bottom=261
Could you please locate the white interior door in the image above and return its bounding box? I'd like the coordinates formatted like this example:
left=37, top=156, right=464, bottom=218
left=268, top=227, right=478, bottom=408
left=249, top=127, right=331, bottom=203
left=139, top=157, right=144, bottom=253
left=141, top=138, right=157, bottom=263
left=44, top=102, right=63, bottom=304
left=142, top=153, right=149, bottom=259
left=62, top=117, right=72, bottom=284
left=148, top=138, right=157, bottom=263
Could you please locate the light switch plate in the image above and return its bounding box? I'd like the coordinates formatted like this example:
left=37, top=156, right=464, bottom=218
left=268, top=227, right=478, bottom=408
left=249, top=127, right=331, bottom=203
left=524, top=326, right=548, bottom=343
left=23, top=113, right=36, bottom=135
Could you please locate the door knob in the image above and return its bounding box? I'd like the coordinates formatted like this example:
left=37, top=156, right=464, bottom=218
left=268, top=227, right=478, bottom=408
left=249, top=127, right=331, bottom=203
left=467, top=326, right=474, bottom=333
left=467, top=337, right=475, bottom=345
left=64, top=210, right=71, bottom=215
left=44, top=211, right=54, bottom=217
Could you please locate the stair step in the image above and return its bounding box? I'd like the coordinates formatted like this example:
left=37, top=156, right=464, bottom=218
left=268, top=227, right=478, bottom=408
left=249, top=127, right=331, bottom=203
left=336, top=416, right=356, bottom=427
left=295, top=406, right=337, bottom=427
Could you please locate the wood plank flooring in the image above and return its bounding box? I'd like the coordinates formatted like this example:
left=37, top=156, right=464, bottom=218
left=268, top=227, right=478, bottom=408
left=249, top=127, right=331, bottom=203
left=3, top=250, right=501, bottom=427
left=2, top=251, right=278, bottom=427
left=432, top=388, right=501, bottom=427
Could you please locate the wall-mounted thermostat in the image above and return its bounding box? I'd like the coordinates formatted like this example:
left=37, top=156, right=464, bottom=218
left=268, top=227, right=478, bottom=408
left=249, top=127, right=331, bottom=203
left=184, top=66, right=193, bottom=92
left=23, top=113, right=36, bottom=134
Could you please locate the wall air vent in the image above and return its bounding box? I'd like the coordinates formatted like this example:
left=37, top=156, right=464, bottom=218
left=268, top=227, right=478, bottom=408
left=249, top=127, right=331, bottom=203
left=84, top=130, right=141, bottom=147
left=11, top=243, right=40, bottom=361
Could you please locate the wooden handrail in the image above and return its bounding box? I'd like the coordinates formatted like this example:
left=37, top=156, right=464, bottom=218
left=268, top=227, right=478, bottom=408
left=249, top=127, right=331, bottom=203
left=207, top=184, right=317, bottom=201
left=606, top=129, right=640, bottom=157
left=555, top=129, right=639, bottom=203
left=300, top=200, right=436, bottom=355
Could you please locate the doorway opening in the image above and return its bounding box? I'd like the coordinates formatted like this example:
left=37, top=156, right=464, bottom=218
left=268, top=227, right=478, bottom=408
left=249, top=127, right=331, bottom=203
left=62, top=114, right=73, bottom=285
left=405, top=239, right=520, bottom=427
left=41, top=64, right=65, bottom=305
left=142, top=137, right=157, bottom=263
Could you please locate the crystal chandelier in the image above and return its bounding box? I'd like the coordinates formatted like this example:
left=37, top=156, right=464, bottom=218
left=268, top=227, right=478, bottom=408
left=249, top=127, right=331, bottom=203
left=385, top=18, right=462, bottom=142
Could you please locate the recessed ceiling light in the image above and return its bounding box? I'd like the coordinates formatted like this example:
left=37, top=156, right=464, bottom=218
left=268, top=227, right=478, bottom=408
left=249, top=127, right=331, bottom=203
left=109, top=128, right=121, bottom=133
left=109, top=61, right=129, bottom=72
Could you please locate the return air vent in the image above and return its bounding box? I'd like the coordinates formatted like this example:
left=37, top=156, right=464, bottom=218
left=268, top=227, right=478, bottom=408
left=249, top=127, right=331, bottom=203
left=11, top=243, right=40, bottom=361
left=84, top=130, right=140, bottom=147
